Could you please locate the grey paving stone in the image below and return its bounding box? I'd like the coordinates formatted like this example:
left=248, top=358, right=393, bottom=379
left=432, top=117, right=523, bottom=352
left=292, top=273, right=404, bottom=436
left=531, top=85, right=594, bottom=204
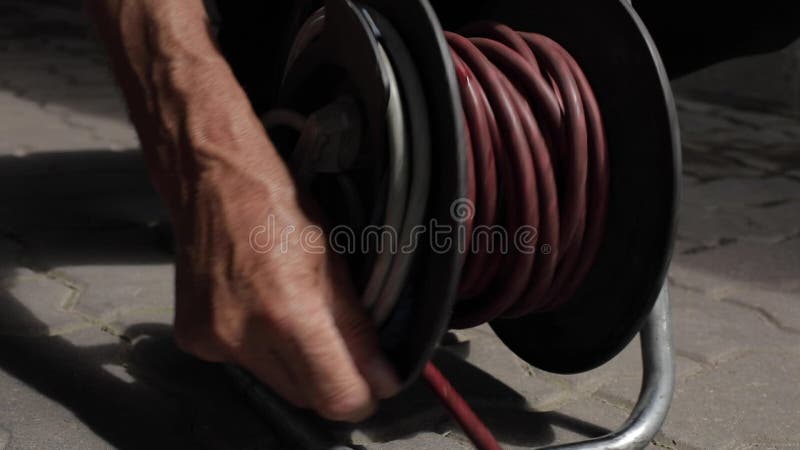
left=735, top=444, right=800, bottom=450
left=671, top=238, right=800, bottom=294
left=677, top=201, right=765, bottom=246
left=0, top=271, right=85, bottom=337
left=682, top=177, right=800, bottom=210
left=0, top=425, right=9, bottom=450
left=431, top=396, right=624, bottom=450
left=678, top=98, right=800, bottom=179
left=677, top=101, right=739, bottom=136
left=357, top=431, right=470, bottom=450
left=539, top=397, right=698, bottom=450
left=668, top=262, right=800, bottom=325
left=745, top=201, right=800, bottom=241
left=595, top=337, right=704, bottom=407
left=662, top=352, right=800, bottom=449
left=683, top=260, right=800, bottom=348
left=696, top=116, right=800, bottom=152
left=0, top=326, right=280, bottom=450
left=355, top=331, right=565, bottom=448
left=681, top=173, right=702, bottom=187
left=447, top=326, right=569, bottom=409
left=725, top=150, right=784, bottom=173
left=0, top=329, right=129, bottom=450
left=682, top=149, right=765, bottom=181
left=713, top=107, right=800, bottom=141
left=10, top=228, right=174, bottom=328
left=669, top=284, right=797, bottom=364
left=41, top=95, right=128, bottom=119
left=107, top=304, right=174, bottom=331
left=56, top=260, right=174, bottom=324
left=674, top=237, right=705, bottom=255
left=721, top=289, right=800, bottom=335
left=0, top=91, right=102, bottom=154
left=58, top=112, right=138, bottom=149
left=540, top=396, right=628, bottom=448
left=678, top=194, right=800, bottom=247
left=538, top=337, right=642, bottom=404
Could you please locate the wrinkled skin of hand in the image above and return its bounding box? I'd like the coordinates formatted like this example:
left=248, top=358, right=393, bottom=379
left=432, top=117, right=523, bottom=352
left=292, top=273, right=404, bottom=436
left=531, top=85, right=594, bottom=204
left=84, top=0, right=400, bottom=421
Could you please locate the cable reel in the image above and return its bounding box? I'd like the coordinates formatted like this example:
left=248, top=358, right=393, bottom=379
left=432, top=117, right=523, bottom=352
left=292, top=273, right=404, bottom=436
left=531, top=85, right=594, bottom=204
left=266, top=0, right=465, bottom=382
left=259, top=0, right=680, bottom=446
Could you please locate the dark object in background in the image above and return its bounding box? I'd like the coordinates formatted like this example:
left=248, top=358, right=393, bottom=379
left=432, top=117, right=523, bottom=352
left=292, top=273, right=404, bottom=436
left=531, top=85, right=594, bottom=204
left=213, top=0, right=800, bottom=110
left=635, top=0, right=800, bottom=78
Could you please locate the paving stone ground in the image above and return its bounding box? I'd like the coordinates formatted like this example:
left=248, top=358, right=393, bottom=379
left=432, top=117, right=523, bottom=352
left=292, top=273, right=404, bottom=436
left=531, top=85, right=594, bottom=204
left=1, top=2, right=799, bottom=449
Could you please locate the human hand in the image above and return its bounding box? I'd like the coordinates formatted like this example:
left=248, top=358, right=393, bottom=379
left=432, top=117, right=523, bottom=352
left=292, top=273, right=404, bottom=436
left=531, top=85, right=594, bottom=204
left=85, top=0, right=401, bottom=422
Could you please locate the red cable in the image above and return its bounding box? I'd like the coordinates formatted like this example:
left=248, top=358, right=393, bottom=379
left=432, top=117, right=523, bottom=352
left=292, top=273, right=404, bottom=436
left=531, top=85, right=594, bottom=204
left=424, top=23, right=610, bottom=449
left=447, top=22, right=610, bottom=327
left=424, top=362, right=502, bottom=450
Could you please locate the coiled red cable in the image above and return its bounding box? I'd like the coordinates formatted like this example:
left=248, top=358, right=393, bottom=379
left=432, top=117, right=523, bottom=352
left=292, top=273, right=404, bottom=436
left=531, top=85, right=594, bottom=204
left=423, top=23, right=610, bottom=450
left=447, top=22, right=609, bottom=328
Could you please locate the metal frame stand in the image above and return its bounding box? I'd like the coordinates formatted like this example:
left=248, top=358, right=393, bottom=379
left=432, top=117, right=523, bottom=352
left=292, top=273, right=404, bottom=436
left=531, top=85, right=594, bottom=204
left=228, top=282, right=674, bottom=450
left=542, top=283, right=675, bottom=449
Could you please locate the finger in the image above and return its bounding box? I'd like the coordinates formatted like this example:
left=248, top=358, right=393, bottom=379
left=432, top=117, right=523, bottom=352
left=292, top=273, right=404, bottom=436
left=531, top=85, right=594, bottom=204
left=279, top=308, right=378, bottom=422
left=328, top=289, right=402, bottom=400
left=236, top=346, right=310, bottom=409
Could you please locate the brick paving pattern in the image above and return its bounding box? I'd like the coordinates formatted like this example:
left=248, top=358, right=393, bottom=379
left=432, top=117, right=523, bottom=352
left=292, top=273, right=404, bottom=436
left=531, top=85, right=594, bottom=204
left=1, top=2, right=799, bottom=449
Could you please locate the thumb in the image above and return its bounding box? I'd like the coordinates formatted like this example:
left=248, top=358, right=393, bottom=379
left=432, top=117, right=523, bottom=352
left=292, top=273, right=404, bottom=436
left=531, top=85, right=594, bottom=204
left=329, top=292, right=402, bottom=400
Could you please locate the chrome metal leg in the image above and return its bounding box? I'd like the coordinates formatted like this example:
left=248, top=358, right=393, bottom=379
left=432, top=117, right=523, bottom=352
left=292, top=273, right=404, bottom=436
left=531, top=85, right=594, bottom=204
left=541, top=283, right=675, bottom=450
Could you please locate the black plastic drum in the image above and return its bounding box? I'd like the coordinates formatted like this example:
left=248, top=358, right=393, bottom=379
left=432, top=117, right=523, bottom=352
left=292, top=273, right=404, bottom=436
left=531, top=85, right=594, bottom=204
left=268, top=0, right=679, bottom=379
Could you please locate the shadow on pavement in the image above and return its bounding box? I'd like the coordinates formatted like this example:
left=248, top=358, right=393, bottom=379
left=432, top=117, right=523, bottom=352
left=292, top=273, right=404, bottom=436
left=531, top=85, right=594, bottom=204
left=0, top=267, right=282, bottom=449
left=345, top=347, right=610, bottom=448
left=0, top=149, right=610, bottom=449
left=0, top=149, right=278, bottom=448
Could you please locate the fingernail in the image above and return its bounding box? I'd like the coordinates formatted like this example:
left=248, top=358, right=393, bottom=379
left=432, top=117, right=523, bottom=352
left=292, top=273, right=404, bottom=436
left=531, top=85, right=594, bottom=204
left=365, top=356, right=402, bottom=399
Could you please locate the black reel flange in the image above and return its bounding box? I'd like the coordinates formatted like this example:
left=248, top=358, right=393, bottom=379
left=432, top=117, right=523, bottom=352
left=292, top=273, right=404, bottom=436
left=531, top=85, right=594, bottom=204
left=270, top=0, right=465, bottom=383
left=265, top=0, right=679, bottom=382
left=435, top=0, right=680, bottom=374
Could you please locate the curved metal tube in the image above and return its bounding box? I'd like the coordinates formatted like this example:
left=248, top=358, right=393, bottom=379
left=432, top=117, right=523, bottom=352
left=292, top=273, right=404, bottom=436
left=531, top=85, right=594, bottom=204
left=542, top=283, right=675, bottom=450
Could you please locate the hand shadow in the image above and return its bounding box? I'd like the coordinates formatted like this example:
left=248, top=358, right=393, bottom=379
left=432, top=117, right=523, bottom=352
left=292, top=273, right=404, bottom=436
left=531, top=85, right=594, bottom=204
left=0, top=276, right=284, bottom=449
left=0, top=149, right=278, bottom=449
left=325, top=342, right=611, bottom=449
